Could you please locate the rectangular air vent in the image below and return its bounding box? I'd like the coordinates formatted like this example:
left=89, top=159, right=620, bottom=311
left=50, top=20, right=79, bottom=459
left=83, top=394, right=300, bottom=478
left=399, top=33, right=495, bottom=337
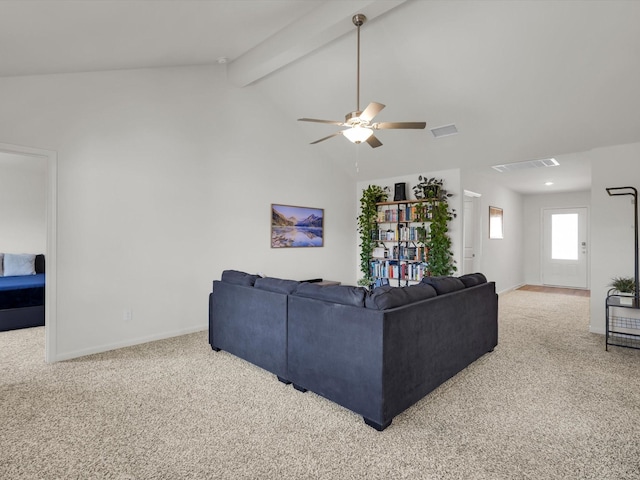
left=491, top=158, right=559, bottom=173
left=430, top=124, right=458, bottom=138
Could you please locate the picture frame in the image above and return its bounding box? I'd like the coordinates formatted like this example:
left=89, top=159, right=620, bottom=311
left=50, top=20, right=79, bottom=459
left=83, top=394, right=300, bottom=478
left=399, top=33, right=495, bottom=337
left=489, top=206, right=504, bottom=239
left=271, top=204, right=324, bottom=248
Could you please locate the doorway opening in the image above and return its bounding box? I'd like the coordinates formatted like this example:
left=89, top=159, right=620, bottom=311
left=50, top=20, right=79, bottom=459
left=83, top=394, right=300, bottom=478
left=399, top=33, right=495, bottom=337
left=463, top=190, right=482, bottom=275
left=0, top=142, right=57, bottom=363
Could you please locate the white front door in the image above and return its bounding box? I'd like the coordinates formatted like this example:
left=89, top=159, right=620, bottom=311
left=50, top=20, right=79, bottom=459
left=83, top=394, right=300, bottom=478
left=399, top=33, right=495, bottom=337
left=542, top=207, right=588, bottom=288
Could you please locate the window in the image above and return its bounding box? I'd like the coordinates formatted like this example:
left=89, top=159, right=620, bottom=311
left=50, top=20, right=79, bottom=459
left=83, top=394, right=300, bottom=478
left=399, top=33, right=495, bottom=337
left=551, top=213, right=578, bottom=260
left=489, top=206, right=503, bottom=239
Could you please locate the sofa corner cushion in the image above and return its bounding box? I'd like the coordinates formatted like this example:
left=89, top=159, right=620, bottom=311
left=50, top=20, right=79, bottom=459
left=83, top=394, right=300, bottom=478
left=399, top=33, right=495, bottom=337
left=365, top=283, right=437, bottom=310
left=254, top=277, right=300, bottom=294
left=421, top=275, right=465, bottom=295
left=294, top=282, right=366, bottom=307
left=458, top=272, right=487, bottom=288
left=221, top=269, right=260, bottom=287
left=3, top=253, right=36, bottom=277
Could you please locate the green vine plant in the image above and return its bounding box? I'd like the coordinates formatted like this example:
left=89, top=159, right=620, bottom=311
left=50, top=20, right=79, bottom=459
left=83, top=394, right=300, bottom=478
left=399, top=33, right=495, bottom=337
left=357, top=184, right=389, bottom=286
left=413, top=176, right=457, bottom=277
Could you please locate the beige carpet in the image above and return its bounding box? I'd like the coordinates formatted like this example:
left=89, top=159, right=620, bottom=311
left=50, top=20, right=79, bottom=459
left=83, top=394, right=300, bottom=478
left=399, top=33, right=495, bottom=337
left=1, top=290, right=639, bottom=480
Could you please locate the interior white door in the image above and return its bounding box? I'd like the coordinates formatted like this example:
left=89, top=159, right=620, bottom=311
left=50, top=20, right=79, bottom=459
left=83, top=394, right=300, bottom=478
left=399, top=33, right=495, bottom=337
left=463, top=198, right=476, bottom=274
left=542, top=207, right=588, bottom=288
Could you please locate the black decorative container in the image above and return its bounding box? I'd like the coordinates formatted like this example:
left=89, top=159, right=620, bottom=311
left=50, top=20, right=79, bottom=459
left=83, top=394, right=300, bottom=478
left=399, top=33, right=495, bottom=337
left=394, top=183, right=406, bottom=201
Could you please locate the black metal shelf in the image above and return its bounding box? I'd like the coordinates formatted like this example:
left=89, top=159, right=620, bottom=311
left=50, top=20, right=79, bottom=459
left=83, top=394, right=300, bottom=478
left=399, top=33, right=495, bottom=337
left=605, top=293, right=640, bottom=351
left=605, top=186, right=640, bottom=351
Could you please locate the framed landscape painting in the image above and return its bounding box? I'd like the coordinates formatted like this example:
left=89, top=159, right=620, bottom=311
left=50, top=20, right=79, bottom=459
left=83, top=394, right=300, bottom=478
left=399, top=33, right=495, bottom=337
left=271, top=204, right=324, bottom=248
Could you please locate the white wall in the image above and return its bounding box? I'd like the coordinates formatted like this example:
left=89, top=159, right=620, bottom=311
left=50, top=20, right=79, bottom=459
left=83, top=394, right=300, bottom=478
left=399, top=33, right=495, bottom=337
left=589, top=142, right=640, bottom=334
left=356, top=169, right=462, bottom=283
left=522, top=191, right=591, bottom=286
left=0, top=65, right=356, bottom=360
left=461, top=173, right=524, bottom=294
left=0, top=155, right=47, bottom=253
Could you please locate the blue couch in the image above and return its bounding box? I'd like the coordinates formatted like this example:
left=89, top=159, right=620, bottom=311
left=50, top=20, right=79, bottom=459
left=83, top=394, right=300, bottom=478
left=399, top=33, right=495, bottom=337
left=209, top=271, right=498, bottom=431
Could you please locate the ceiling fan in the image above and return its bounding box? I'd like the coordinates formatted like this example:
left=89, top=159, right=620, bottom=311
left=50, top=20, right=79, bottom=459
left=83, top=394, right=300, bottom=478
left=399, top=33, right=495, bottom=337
left=298, top=13, right=426, bottom=148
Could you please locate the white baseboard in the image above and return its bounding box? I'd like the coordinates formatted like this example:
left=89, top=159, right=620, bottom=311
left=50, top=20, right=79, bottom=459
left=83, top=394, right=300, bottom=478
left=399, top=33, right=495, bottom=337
left=497, top=283, right=525, bottom=296
left=54, top=324, right=207, bottom=362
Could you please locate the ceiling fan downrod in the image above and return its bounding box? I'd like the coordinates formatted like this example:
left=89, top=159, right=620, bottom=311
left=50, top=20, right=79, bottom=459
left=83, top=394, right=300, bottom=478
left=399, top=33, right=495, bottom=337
left=353, top=14, right=366, bottom=115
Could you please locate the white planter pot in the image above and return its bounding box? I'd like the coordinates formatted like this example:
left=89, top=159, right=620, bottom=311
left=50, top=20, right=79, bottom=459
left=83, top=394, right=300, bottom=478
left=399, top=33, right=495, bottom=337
left=619, top=296, right=634, bottom=306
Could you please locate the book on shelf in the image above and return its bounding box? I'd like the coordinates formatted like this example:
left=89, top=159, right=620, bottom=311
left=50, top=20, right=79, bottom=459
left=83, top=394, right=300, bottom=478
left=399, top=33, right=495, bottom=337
left=375, top=226, right=433, bottom=243
left=378, top=203, right=433, bottom=225
left=391, top=245, right=428, bottom=261
left=370, top=259, right=429, bottom=282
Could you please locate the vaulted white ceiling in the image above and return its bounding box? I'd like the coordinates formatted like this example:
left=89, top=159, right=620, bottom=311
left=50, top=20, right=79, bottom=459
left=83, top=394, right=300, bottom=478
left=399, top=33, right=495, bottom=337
left=2, top=0, right=639, bottom=192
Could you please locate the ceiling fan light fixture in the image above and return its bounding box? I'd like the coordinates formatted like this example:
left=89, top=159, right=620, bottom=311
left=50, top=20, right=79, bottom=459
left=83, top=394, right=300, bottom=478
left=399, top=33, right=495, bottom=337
left=343, top=126, right=373, bottom=144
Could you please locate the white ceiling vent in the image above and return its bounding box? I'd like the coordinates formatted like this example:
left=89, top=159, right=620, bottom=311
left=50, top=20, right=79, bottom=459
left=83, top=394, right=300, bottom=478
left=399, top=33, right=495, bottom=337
left=491, top=157, right=559, bottom=173
left=430, top=124, right=458, bottom=138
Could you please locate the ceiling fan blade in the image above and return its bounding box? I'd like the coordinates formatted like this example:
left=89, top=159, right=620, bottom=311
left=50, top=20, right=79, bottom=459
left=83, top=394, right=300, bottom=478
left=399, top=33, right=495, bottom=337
left=298, top=118, right=344, bottom=126
left=310, top=132, right=342, bottom=144
left=366, top=134, right=383, bottom=148
left=374, top=121, right=427, bottom=130
left=360, top=102, right=385, bottom=122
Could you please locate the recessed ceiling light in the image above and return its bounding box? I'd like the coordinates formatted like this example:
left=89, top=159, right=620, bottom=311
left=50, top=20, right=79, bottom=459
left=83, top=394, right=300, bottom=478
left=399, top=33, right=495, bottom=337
left=545, top=182, right=554, bottom=186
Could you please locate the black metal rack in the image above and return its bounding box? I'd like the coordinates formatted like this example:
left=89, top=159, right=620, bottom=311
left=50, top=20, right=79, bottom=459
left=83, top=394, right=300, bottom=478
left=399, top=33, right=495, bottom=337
left=605, top=186, right=640, bottom=350
left=605, top=292, right=640, bottom=351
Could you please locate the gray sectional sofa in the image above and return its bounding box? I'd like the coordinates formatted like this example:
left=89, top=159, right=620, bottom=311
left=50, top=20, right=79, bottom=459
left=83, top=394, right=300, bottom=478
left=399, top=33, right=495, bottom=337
left=209, top=270, right=498, bottom=431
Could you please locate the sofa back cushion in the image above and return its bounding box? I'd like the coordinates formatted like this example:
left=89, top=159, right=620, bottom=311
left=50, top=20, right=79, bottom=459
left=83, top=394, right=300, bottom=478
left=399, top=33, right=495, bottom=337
left=458, top=272, right=487, bottom=288
left=293, top=283, right=366, bottom=307
left=365, top=283, right=437, bottom=310
left=221, top=269, right=260, bottom=287
left=421, top=275, right=465, bottom=295
left=254, top=277, right=300, bottom=294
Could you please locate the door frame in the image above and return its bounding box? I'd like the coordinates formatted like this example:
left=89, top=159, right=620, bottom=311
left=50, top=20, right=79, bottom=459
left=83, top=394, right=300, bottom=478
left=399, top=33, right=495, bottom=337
left=463, top=190, right=482, bottom=275
left=0, top=142, right=57, bottom=363
left=540, top=206, right=590, bottom=289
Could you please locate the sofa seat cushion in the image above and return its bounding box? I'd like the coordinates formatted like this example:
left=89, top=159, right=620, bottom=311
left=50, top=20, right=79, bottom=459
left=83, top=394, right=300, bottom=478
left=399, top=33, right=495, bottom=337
left=293, top=283, right=366, bottom=307
left=221, top=269, right=260, bottom=286
left=365, top=283, right=437, bottom=310
left=458, top=273, right=488, bottom=288
left=421, top=275, right=465, bottom=295
left=254, top=277, right=300, bottom=294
